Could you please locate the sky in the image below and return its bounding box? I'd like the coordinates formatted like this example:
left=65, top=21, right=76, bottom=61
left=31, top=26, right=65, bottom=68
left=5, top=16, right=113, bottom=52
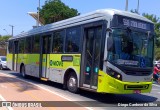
left=0, top=0, right=159, bottom=36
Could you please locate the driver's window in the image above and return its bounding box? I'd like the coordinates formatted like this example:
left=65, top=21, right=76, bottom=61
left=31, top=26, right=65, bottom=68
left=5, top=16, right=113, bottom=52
left=121, top=31, right=133, bottom=54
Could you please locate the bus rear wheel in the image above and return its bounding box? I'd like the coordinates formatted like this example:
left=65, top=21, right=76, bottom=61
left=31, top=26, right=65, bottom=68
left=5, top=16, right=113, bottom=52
left=21, top=65, right=26, bottom=78
left=67, top=72, right=78, bottom=93
left=0, top=65, right=3, bottom=70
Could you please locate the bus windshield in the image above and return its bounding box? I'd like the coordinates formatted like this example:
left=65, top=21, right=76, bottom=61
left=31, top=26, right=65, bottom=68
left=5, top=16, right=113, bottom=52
left=107, top=28, right=154, bottom=68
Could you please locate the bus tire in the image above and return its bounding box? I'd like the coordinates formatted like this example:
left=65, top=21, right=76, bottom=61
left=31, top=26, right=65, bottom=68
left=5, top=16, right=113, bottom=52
left=0, top=64, right=3, bottom=70
left=67, top=72, right=79, bottom=93
left=21, top=65, right=26, bottom=78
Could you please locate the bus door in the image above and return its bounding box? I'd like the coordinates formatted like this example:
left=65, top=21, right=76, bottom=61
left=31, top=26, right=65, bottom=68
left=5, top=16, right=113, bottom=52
left=40, top=35, right=51, bottom=79
left=82, top=26, right=102, bottom=89
left=13, top=41, right=18, bottom=71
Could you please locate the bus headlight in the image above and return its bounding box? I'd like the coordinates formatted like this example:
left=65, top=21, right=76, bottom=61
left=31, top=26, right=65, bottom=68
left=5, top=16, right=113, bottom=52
left=106, top=67, right=122, bottom=81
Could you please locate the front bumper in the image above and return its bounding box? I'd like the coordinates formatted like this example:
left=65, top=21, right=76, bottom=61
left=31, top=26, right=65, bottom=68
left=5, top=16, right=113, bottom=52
left=2, top=65, right=8, bottom=69
left=97, top=71, right=152, bottom=94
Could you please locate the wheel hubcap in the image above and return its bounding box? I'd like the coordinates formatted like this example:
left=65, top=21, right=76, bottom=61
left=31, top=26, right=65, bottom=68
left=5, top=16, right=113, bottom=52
left=69, top=77, right=76, bottom=88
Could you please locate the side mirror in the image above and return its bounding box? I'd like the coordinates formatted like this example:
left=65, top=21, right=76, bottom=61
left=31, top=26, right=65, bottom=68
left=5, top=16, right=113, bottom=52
left=107, top=37, right=114, bottom=51
left=106, top=28, right=113, bottom=36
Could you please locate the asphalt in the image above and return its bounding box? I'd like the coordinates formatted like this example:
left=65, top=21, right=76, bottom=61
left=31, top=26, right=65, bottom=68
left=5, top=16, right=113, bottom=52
left=0, top=70, right=160, bottom=110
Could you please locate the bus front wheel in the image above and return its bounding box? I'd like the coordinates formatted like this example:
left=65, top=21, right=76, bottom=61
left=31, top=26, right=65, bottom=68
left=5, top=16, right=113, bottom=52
left=67, top=72, right=78, bottom=93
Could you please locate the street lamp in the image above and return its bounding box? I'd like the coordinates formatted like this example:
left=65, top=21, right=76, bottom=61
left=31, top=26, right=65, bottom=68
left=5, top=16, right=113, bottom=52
left=9, top=25, right=14, bottom=37
left=3, top=29, right=9, bottom=35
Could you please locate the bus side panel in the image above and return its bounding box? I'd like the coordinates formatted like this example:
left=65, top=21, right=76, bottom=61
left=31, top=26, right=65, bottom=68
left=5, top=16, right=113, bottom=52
left=97, top=70, right=152, bottom=94
left=16, top=54, right=40, bottom=77
left=17, top=54, right=27, bottom=73
left=46, top=54, right=50, bottom=78
left=23, top=54, right=33, bottom=76
left=48, top=54, right=81, bottom=84
left=28, top=54, right=40, bottom=77
left=13, top=54, right=18, bottom=71
left=25, top=54, right=31, bottom=76
left=7, top=53, right=13, bottom=70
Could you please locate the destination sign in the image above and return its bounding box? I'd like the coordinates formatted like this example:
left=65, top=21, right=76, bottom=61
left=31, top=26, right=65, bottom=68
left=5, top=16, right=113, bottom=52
left=111, top=15, right=154, bottom=32
left=123, top=18, right=147, bottom=29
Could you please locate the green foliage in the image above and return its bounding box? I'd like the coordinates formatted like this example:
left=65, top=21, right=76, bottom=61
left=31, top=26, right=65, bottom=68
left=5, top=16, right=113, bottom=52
left=0, top=35, right=11, bottom=41
left=0, top=35, right=11, bottom=48
left=130, top=9, right=139, bottom=14
left=155, top=47, right=160, bottom=60
left=40, top=0, right=80, bottom=24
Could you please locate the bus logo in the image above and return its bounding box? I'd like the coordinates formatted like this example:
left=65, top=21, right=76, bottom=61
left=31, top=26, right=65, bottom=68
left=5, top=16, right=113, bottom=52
left=50, top=60, right=63, bottom=67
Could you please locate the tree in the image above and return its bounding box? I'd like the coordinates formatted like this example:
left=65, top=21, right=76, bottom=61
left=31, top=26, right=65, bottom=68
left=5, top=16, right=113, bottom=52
left=40, top=0, right=80, bottom=24
left=0, top=35, right=11, bottom=49
left=130, top=9, right=139, bottom=15
left=0, top=35, right=11, bottom=41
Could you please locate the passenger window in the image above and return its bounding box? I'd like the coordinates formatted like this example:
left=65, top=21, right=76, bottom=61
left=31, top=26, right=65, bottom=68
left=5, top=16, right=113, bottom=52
left=52, top=30, right=64, bottom=53
left=25, top=37, right=32, bottom=53
left=65, top=27, right=81, bottom=52
left=32, top=35, right=40, bottom=53
left=8, top=41, right=13, bottom=53
left=19, top=39, right=25, bottom=53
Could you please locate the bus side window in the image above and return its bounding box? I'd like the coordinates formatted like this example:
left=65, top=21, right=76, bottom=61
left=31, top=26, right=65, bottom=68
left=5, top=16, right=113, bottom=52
left=32, top=35, right=40, bottom=53
left=25, top=37, right=32, bottom=53
left=52, top=30, right=64, bottom=53
left=8, top=40, right=13, bottom=53
left=19, top=38, right=25, bottom=53
left=65, top=26, right=81, bottom=53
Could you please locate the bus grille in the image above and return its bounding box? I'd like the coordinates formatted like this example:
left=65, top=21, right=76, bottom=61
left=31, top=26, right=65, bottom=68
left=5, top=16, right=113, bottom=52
left=125, top=70, right=151, bottom=76
left=124, top=84, right=149, bottom=90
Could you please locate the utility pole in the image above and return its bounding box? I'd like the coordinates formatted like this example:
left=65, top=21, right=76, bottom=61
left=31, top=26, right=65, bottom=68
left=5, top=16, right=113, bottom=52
left=137, top=0, right=139, bottom=14
left=125, top=0, right=128, bottom=11
left=37, top=0, right=40, bottom=27
left=9, top=25, right=14, bottom=37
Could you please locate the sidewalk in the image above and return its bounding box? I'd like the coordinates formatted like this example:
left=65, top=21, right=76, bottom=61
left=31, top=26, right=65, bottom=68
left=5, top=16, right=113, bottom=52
left=0, top=72, right=90, bottom=110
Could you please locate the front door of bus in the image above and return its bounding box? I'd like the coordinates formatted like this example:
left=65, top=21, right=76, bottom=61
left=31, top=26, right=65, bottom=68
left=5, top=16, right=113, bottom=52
left=13, top=41, right=18, bottom=71
left=41, top=35, right=51, bottom=78
left=83, top=26, right=102, bottom=89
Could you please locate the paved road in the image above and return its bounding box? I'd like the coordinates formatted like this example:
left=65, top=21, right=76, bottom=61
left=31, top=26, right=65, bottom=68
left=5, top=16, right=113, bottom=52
left=0, top=70, right=90, bottom=110
left=0, top=70, right=160, bottom=110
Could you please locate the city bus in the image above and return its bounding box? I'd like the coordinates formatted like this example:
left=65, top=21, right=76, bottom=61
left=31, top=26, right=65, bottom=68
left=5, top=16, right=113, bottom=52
left=7, top=9, right=154, bottom=94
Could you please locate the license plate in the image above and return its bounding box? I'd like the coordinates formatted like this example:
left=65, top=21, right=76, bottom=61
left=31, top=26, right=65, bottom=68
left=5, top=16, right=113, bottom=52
left=134, top=90, right=141, bottom=93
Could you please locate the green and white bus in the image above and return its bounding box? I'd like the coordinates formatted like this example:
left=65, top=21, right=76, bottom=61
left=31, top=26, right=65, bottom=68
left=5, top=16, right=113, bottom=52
left=7, top=9, right=154, bottom=94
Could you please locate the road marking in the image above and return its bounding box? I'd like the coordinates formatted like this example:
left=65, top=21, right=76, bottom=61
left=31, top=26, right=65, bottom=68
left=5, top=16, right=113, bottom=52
left=24, top=91, right=42, bottom=101
left=0, top=72, right=93, bottom=110
left=152, top=89, right=159, bottom=90
left=0, top=95, right=13, bottom=110
left=152, top=84, right=160, bottom=88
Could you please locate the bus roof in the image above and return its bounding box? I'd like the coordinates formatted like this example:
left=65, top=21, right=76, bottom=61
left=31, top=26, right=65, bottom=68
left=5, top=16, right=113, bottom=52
left=10, top=9, right=153, bottom=40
